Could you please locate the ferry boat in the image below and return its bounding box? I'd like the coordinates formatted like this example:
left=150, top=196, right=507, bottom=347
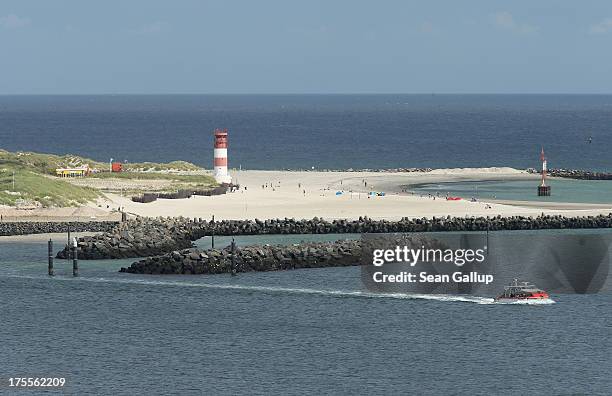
left=495, top=279, right=549, bottom=301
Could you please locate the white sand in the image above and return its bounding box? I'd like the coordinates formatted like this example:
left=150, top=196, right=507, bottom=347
left=100, top=169, right=612, bottom=221
left=3, top=169, right=609, bottom=224
left=0, top=204, right=121, bottom=222
left=0, top=232, right=97, bottom=242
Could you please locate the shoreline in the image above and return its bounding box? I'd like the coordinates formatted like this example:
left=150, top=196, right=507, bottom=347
left=103, top=168, right=612, bottom=221
left=1, top=168, right=611, bottom=226
left=0, top=231, right=97, bottom=243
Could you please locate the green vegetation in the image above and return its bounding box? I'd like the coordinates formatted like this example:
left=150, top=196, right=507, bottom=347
left=0, top=149, right=105, bottom=175
left=0, top=149, right=211, bottom=207
left=0, top=168, right=100, bottom=207
left=90, top=171, right=214, bottom=183
left=123, top=161, right=202, bottom=172
left=0, top=149, right=204, bottom=175
left=90, top=172, right=217, bottom=195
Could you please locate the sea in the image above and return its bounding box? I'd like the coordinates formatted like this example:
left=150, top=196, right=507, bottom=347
left=1, top=95, right=611, bottom=394
left=1, top=233, right=611, bottom=395
left=1, top=94, right=612, bottom=171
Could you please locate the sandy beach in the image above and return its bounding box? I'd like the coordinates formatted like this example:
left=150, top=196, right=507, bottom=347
left=96, top=168, right=612, bottom=221
left=0, top=205, right=121, bottom=223
left=0, top=232, right=97, bottom=243
left=3, top=168, right=611, bottom=224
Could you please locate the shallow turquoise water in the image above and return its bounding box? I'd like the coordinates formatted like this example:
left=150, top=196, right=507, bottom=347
left=410, top=178, right=612, bottom=204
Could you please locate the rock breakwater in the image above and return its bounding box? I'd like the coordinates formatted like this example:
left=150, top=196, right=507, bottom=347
left=60, top=213, right=612, bottom=260
left=0, top=221, right=118, bottom=236
left=56, top=217, right=202, bottom=259
left=120, top=234, right=444, bottom=275
left=203, top=214, right=612, bottom=235
left=549, top=169, right=612, bottom=180
left=527, top=168, right=612, bottom=180
left=120, top=239, right=362, bottom=274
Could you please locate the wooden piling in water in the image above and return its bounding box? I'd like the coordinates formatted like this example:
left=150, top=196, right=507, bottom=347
left=211, top=215, right=215, bottom=249
left=48, top=239, right=54, bottom=276
left=71, top=238, right=78, bottom=277
left=230, top=238, right=237, bottom=276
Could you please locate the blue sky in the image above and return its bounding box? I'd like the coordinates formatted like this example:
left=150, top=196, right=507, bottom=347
left=1, top=0, right=612, bottom=94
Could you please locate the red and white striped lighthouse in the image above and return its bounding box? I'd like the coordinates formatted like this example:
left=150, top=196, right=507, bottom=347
left=540, top=147, right=547, bottom=186
left=537, top=147, right=551, bottom=196
left=213, top=128, right=232, bottom=184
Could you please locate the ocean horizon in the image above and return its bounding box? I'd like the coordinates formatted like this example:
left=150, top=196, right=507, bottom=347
left=1, top=94, right=611, bottom=171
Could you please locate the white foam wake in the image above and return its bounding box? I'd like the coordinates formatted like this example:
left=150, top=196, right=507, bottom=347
left=2, top=273, right=554, bottom=305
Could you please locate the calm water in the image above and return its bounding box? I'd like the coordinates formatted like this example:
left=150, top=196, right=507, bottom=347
left=411, top=179, right=612, bottom=203
left=1, top=94, right=612, bottom=171
left=1, top=234, right=611, bottom=395
left=1, top=95, right=612, bottom=394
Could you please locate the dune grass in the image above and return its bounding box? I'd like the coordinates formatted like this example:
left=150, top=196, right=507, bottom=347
left=0, top=149, right=105, bottom=175
left=0, top=149, right=204, bottom=175
left=0, top=168, right=100, bottom=207
left=90, top=171, right=215, bottom=184
left=123, top=161, right=202, bottom=172
left=0, top=149, right=211, bottom=207
left=89, top=171, right=217, bottom=194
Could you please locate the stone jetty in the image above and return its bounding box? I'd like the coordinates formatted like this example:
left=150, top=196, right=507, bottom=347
left=120, top=234, right=447, bottom=275
left=58, top=213, right=612, bottom=260
left=549, top=169, right=612, bottom=180
left=120, top=239, right=363, bottom=275
left=0, top=221, right=117, bottom=236
left=56, top=217, right=201, bottom=259
left=527, top=168, right=612, bottom=180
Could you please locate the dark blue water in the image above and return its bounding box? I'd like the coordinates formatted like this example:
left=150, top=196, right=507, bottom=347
left=1, top=234, right=611, bottom=395
left=1, top=94, right=611, bottom=171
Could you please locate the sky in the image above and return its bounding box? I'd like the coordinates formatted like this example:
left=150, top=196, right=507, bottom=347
left=1, top=0, right=612, bottom=94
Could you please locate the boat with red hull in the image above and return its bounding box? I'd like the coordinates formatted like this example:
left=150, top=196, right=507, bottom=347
left=495, top=279, right=550, bottom=301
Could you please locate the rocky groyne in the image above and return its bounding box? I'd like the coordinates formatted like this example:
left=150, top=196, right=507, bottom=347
left=120, top=234, right=448, bottom=275
left=527, top=168, right=612, bottom=180
left=0, top=221, right=118, bottom=237
left=56, top=217, right=202, bottom=259
left=549, top=169, right=612, bottom=180
left=121, top=239, right=363, bottom=274
left=205, top=215, right=612, bottom=234
left=60, top=213, right=612, bottom=261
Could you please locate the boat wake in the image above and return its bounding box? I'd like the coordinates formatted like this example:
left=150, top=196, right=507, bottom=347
left=2, top=273, right=554, bottom=305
